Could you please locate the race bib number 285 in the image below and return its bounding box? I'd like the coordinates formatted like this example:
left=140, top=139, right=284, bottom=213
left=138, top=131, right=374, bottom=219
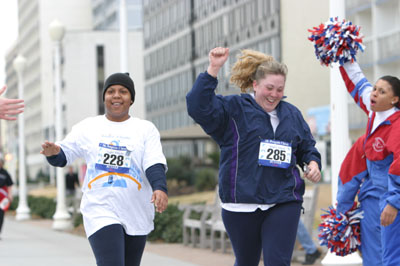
left=258, top=139, right=291, bottom=169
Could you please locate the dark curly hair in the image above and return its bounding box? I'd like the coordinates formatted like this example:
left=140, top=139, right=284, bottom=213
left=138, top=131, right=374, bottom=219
left=379, top=75, right=400, bottom=107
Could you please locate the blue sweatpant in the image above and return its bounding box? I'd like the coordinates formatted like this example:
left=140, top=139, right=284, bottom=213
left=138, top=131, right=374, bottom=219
left=360, top=197, right=383, bottom=266
left=382, top=205, right=400, bottom=266
left=88, top=224, right=147, bottom=266
left=222, top=201, right=302, bottom=266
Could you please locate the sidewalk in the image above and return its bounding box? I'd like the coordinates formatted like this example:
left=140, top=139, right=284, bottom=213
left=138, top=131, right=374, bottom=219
left=0, top=215, right=321, bottom=266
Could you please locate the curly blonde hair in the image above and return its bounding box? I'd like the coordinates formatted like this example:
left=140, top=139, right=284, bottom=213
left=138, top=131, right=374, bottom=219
left=230, top=49, right=288, bottom=93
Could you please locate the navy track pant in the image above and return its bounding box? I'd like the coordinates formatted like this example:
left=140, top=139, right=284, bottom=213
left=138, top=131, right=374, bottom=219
left=88, top=223, right=147, bottom=266
left=222, top=201, right=302, bottom=266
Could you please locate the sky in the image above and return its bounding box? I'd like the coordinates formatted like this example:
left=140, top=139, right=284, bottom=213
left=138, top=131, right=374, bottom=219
left=0, top=1, right=18, bottom=86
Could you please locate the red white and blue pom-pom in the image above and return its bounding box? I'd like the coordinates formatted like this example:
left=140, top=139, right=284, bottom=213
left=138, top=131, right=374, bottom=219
left=318, top=202, right=363, bottom=256
left=308, top=17, right=365, bottom=66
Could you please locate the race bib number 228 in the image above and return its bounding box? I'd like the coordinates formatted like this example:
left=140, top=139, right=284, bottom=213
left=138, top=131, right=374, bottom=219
left=95, top=143, right=131, bottom=173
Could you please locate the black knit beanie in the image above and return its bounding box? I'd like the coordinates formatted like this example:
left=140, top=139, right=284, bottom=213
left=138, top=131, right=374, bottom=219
left=103, top=72, right=135, bottom=104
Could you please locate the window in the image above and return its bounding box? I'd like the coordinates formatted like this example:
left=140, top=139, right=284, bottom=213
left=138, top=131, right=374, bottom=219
left=144, top=21, right=150, bottom=39
left=145, top=85, right=151, bottom=104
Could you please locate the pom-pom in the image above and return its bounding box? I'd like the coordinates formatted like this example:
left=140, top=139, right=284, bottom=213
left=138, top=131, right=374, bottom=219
left=318, top=202, right=363, bottom=256
left=0, top=188, right=10, bottom=211
left=308, top=17, right=365, bottom=66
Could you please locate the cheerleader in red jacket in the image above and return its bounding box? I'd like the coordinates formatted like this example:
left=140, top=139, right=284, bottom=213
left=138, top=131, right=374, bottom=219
left=338, top=61, right=400, bottom=266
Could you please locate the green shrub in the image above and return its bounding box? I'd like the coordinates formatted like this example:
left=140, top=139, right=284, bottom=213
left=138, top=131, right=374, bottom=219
left=8, top=195, right=56, bottom=219
left=28, top=196, right=56, bottom=219
left=166, top=156, right=194, bottom=185
left=73, top=212, right=83, bottom=227
left=9, top=196, right=19, bottom=211
left=148, top=204, right=183, bottom=243
left=194, top=168, right=217, bottom=191
left=207, top=151, right=220, bottom=169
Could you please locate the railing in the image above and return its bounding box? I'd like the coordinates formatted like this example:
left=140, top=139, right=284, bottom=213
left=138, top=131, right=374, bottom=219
left=345, top=0, right=372, bottom=10
left=358, top=39, right=373, bottom=66
left=377, top=29, right=400, bottom=63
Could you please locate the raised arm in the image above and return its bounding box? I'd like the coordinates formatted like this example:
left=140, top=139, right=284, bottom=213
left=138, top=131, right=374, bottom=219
left=186, top=47, right=230, bottom=141
left=339, top=62, right=372, bottom=115
left=40, top=141, right=67, bottom=167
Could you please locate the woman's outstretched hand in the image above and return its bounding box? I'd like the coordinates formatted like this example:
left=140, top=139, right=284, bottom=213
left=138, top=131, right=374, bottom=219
left=0, top=85, right=24, bottom=120
left=40, top=141, right=61, bottom=157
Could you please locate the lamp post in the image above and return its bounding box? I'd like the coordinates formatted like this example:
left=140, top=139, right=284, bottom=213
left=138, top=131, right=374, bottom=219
left=13, top=54, right=31, bottom=221
left=119, top=0, right=128, bottom=72
left=321, top=0, right=362, bottom=264
left=49, top=19, right=71, bottom=230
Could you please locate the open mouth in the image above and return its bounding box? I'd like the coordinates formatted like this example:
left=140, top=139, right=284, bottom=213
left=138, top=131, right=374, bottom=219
left=267, top=98, right=275, bottom=103
left=370, top=99, right=376, bottom=106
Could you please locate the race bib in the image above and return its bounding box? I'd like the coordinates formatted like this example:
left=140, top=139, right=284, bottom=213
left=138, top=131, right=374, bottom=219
left=95, top=143, right=132, bottom=173
left=258, top=139, right=292, bottom=169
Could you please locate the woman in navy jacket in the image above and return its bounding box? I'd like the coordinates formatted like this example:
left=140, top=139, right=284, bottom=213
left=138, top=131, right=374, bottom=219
left=186, top=47, right=321, bottom=266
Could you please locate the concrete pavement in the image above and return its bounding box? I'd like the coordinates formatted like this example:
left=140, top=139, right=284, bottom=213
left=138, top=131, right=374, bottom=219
left=0, top=216, right=197, bottom=266
left=0, top=215, right=322, bottom=266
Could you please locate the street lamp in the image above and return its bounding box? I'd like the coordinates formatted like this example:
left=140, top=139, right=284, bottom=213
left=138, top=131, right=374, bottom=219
left=119, top=0, right=128, bottom=72
left=49, top=19, right=71, bottom=230
left=13, top=54, right=31, bottom=221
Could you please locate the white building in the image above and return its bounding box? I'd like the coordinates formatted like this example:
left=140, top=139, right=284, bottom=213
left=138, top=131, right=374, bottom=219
left=62, top=30, right=145, bottom=130
left=2, top=0, right=144, bottom=180
left=4, top=0, right=93, bottom=179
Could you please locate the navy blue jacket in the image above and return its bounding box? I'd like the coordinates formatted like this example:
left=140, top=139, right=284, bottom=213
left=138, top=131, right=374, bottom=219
left=186, top=72, right=321, bottom=204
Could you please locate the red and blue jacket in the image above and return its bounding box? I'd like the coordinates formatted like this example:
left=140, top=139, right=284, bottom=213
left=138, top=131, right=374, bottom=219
left=186, top=71, right=321, bottom=204
left=337, top=62, right=400, bottom=213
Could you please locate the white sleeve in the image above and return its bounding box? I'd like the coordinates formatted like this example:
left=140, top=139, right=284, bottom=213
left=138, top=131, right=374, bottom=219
left=142, top=122, right=167, bottom=171
left=341, top=61, right=372, bottom=113
left=57, top=123, right=85, bottom=165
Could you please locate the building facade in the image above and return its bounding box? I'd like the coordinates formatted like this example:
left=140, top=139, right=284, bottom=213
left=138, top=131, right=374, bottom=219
left=3, top=0, right=144, bottom=180
left=4, top=0, right=93, bottom=179
left=144, top=0, right=400, bottom=160
left=143, top=0, right=282, bottom=158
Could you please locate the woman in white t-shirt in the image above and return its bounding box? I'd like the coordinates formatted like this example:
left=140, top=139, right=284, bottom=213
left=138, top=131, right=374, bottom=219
left=41, top=72, right=168, bottom=266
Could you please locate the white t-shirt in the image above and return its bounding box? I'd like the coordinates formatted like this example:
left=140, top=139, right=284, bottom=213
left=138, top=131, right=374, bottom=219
left=58, top=115, right=167, bottom=237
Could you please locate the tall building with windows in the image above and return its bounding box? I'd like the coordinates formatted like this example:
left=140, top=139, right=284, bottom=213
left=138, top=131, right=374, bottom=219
left=92, top=0, right=142, bottom=30
left=143, top=0, right=283, bottom=158
left=3, top=0, right=144, bottom=180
